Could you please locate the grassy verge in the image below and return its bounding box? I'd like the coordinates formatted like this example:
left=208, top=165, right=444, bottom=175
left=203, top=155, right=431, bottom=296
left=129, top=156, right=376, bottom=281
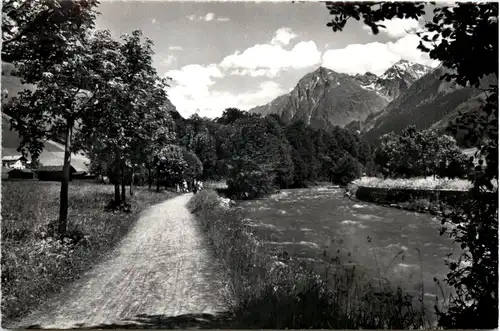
left=353, top=176, right=473, bottom=191
left=188, top=190, right=427, bottom=329
left=1, top=181, right=177, bottom=323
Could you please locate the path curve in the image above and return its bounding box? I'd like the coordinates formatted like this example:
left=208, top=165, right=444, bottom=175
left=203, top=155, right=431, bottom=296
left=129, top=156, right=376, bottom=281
left=12, top=194, right=231, bottom=329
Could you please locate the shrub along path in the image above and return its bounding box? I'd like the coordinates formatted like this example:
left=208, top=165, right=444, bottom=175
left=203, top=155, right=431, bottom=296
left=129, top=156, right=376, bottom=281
left=11, top=194, right=231, bottom=329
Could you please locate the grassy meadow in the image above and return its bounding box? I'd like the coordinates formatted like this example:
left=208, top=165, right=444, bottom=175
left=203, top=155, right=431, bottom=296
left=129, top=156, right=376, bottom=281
left=1, top=180, right=176, bottom=323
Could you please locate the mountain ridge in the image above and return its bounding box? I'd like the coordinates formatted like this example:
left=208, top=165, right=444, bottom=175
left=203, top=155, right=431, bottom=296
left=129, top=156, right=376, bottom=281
left=249, top=60, right=432, bottom=130
left=358, top=65, right=495, bottom=146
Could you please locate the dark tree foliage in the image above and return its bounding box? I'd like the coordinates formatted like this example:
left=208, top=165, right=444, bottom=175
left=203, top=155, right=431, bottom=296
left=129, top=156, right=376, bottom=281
left=2, top=0, right=100, bottom=64
left=325, top=2, right=498, bottom=328
left=326, top=2, right=425, bottom=35
left=216, top=107, right=256, bottom=125
left=181, top=107, right=373, bottom=197
left=374, top=126, right=469, bottom=179
left=333, top=154, right=362, bottom=186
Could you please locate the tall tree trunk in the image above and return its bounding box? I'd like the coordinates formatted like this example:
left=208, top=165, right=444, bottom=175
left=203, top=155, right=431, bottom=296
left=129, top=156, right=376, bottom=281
left=148, top=166, right=152, bottom=191
left=156, top=166, right=160, bottom=193
left=58, top=120, right=73, bottom=237
left=114, top=183, right=120, bottom=203
left=121, top=161, right=126, bottom=202
left=114, top=151, right=121, bottom=204
left=130, top=170, right=134, bottom=196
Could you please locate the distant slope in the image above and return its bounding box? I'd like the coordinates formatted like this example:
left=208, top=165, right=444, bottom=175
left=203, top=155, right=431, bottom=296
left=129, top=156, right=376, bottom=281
left=2, top=113, right=90, bottom=172
left=360, top=66, right=495, bottom=144
left=1, top=62, right=35, bottom=103
left=2, top=63, right=88, bottom=171
left=249, top=61, right=431, bottom=130
left=249, top=66, right=389, bottom=130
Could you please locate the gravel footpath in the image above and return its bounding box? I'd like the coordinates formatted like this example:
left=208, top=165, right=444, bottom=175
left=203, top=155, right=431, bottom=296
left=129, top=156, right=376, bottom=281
left=11, top=194, right=230, bottom=329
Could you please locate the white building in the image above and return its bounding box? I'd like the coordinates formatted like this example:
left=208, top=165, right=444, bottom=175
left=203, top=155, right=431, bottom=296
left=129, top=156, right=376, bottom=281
left=2, top=155, right=27, bottom=169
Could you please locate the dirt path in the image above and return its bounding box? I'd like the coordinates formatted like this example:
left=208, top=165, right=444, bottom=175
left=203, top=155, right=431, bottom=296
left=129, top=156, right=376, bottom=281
left=12, top=194, right=231, bottom=329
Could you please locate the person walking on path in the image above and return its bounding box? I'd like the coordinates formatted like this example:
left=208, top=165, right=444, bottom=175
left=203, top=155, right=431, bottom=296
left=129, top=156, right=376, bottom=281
left=192, top=179, right=198, bottom=194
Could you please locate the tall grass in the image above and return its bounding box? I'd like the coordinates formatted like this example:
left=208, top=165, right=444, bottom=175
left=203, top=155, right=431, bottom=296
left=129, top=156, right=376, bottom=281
left=354, top=177, right=474, bottom=191
left=1, top=181, right=176, bottom=324
left=188, top=189, right=428, bottom=329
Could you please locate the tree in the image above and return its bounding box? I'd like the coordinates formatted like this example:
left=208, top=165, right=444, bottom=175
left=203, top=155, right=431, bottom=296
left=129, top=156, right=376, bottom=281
left=181, top=148, right=203, bottom=183
left=191, top=129, right=217, bottom=180
left=285, top=121, right=319, bottom=187
left=333, top=154, right=362, bottom=186
left=226, top=157, right=276, bottom=200
left=6, top=1, right=100, bottom=236
left=156, top=144, right=188, bottom=192
left=2, top=0, right=99, bottom=62
left=325, top=3, right=498, bottom=327
left=216, top=107, right=253, bottom=125
left=82, top=30, right=174, bottom=202
left=374, top=126, right=469, bottom=178
left=223, top=115, right=294, bottom=197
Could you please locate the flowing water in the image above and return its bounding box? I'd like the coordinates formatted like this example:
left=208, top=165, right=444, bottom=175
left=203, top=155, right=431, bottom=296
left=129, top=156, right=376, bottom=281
left=237, top=186, right=460, bottom=322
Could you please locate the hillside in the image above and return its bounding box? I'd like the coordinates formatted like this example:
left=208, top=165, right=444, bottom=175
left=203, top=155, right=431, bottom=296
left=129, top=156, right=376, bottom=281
left=360, top=65, right=495, bottom=145
left=249, top=61, right=430, bottom=130
left=2, top=113, right=90, bottom=172
left=2, top=63, right=86, bottom=171
left=1, top=62, right=36, bottom=103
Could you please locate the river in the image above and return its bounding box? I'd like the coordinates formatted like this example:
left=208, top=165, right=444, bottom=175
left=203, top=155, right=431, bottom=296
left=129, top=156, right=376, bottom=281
left=236, top=186, right=461, bottom=322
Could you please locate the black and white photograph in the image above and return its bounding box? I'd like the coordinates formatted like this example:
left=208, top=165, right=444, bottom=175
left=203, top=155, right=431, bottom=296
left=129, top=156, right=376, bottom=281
left=1, top=0, right=498, bottom=329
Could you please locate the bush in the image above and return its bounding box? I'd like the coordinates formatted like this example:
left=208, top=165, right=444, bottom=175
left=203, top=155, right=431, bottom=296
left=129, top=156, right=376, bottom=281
left=1, top=181, right=176, bottom=324
left=188, top=190, right=426, bottom=329
left=227, top=169, right=276, bottom=200
left=375, top=127, right=470, bottom=179
left=333, top=155, right=362, bottom=186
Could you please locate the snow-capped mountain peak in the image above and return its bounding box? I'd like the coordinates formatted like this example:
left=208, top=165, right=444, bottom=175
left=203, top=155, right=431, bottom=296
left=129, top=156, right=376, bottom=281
left=353, top=60, right=432, bottom=101
left=380, top=59, right=431, bottom=81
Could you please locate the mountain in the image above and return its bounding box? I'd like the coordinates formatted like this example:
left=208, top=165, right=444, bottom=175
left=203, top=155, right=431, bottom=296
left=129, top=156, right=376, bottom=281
left=353, top=60, right=431, bottom=101
left=248, top=60, right=431, bottom=130
left=359, top=65, right=495, bottom=145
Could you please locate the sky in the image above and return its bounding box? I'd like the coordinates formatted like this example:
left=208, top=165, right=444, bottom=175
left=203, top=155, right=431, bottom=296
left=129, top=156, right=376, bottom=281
left=95, top=1, right=440, bottom=118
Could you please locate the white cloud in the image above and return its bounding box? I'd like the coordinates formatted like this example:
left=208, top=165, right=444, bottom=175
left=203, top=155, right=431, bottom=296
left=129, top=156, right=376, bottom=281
left=219, top=28, right=319, bottom=78
left=168, top=79, right=285, bottom=118
left=271, top=27, right=297, bottom=46
left=363, top=18, right=422, bottom=39
left=165, top=63, right=287, bottom=118
left=220, top=40, right=321, bottom=77
left=229, top=68, right=281, bottom=78
left=168, top=45, right=184, bottom=51
left=165, top=64, right=224, bottom=117
left=204, top=12, right=215, bottom=21
left=160, top=55, right=176, bottom=67
left=164, top=27, right=321, bottom=115
left=322, top=34, right=439, bottom=76
left=186, top=13, right=230, bottom=22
